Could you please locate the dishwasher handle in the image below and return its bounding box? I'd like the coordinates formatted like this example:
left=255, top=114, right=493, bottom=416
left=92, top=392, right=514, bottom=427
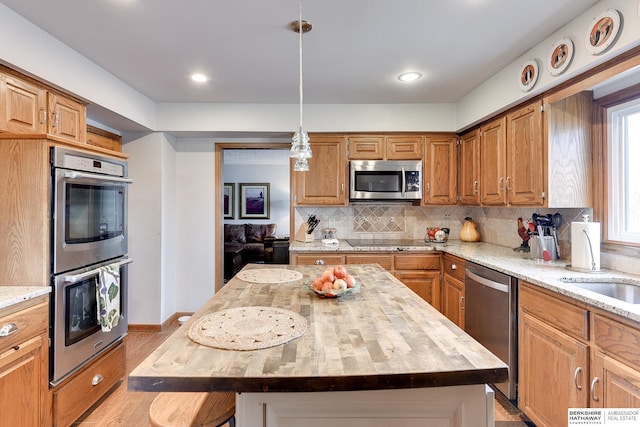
left=466, top=269, right=509, bottom=293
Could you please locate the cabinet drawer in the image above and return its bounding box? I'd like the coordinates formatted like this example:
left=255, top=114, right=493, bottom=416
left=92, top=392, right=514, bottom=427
left=0, top=301, right=48, bottom=354
left=519, top=282, right=588, bottom=341
left=344, top=254, right=393, bottom=270
left=53, top=341, right=126, bottom=427
left=443, top=254, right=465, bottom=282
left=393, top=254, right=440, bottom=271
left=594, top=314, right=640, bottom=372
left=293, top=254, right=345, bottom=266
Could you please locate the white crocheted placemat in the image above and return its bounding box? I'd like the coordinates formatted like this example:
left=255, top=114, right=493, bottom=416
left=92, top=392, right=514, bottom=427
left=235, top=268, right=303, bottom=284
left=188, top=306, right=307, bottom=351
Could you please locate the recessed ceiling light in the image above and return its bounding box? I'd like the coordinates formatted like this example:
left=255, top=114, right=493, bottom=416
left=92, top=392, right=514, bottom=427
left=397, top=72, right=422, bottom=82
left=191, top=73, right=209, bottom=83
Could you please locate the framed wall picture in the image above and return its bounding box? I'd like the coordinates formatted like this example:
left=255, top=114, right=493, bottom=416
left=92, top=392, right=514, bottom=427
left=518, top=59, right=539, bottom=92
left=548, top=38, right=574, bottom=76
left=239, top=183, right=270, bottom=219
left=223, top=183, right=234, bottom=219
left=584, top=9, right=621, bottom=55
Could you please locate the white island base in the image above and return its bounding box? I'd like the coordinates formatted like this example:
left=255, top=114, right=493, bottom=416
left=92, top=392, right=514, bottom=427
left=237, top=384, right=495, bottom=427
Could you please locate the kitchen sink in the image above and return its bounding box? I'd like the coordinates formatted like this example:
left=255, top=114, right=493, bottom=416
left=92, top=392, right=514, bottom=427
left=560, top=278, right=640, bottom=304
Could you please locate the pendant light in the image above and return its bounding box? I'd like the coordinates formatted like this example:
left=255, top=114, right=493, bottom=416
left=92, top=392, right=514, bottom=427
left=289, top=0, right=312, bottom=172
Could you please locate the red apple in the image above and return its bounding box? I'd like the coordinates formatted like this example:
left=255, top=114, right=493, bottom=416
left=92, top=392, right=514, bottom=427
left=333, top=265, right=347, bottom=279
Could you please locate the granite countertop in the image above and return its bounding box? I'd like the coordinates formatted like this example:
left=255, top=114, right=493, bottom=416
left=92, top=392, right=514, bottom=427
left=129, top=264, right=507, bottom=393
left=0, top=286, right=51, bottom=311
left=289, top=239, right=640, bottom=323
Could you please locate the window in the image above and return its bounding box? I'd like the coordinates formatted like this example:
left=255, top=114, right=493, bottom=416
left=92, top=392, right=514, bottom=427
left=607, top=98, right=640, bottom=245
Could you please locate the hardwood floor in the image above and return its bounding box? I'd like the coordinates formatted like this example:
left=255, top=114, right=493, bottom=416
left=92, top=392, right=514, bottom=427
left=73, top=320, right=531, bottom=426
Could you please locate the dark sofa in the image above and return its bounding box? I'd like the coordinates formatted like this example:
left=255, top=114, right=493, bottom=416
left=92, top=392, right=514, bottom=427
left=224, top=223, right=277, bottom=263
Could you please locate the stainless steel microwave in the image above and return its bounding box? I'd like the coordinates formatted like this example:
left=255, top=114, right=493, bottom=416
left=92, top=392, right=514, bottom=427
left=349, top=160, right=422, bottom=201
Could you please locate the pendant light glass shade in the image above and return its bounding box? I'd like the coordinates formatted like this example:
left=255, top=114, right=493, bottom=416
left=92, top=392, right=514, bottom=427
left=290, top=0, right=312, bottom=171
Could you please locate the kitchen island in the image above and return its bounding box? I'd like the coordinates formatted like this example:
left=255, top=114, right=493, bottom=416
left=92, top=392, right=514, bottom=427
left=129, top=264, right=507, bottom=426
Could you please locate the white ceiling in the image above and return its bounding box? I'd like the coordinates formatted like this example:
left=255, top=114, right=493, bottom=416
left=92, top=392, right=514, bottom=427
left=1, top=0, right=601, bottom=110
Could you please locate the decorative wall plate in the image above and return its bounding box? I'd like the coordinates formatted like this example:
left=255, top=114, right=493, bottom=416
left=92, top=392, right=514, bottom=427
left=548, top=38, right=574, bottom=76
left=518, top=59, right=539, bottom=92
left=585, top=9, right=621, bottom=55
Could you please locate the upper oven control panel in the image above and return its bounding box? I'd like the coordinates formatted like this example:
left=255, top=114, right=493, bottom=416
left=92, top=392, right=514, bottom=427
left=52, top=147, right=127, bottom=177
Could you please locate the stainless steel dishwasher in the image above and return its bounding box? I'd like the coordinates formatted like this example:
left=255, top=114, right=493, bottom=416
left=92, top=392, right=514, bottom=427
left=465, top=262, right=518, bottom=400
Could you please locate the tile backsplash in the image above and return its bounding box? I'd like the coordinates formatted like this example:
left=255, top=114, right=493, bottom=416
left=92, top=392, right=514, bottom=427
left=294, top=204, right=639, bottom=275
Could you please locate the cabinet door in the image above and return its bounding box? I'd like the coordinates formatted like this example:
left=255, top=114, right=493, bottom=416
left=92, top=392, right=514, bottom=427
left=0, top=334, right=48, bottom=427
left=441, top=274, right=464, bottom=329
left=519, top=312, right=589, bottom=427
left=0, top=73, right=47, bottom=134
left=506, top=101, right=544, bottom=206
left=394, top=270, right=440, bottom=310
left=480, top=117, right=507, bottom=205
left=293, top=135, right=347, bottom=205
left=291, top=254, right=345, bottom=266
left=385, top=135, right=423, bottom=160
left=347, top=135, right=384, bottom=160
left=459, top=130, right=481, bottom=205
left=424, top=134, right=457, bottom=205
left=344, top=254, right=393, bottom=270
left=48, top=92, right=86, bottom=143
left=591, top=351, right=640, bottom=408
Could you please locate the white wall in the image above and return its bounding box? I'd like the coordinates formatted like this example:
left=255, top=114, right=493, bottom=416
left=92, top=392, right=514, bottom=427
left=160, top=135, right=177, bottom=322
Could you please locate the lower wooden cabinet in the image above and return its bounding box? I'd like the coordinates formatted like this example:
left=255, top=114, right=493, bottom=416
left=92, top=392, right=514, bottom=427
left=519, top=281, right=640, bottom=426
left=0, top=298, right=49, bottom=427
left=393, top=270, right=440, bottom=309
left=52, top=340, right=126, bottom=427
left=441, top=254, right=465, bottom=329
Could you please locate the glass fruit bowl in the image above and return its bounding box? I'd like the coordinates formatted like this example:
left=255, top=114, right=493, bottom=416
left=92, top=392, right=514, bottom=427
left=304, top=280, right=359, bottom=298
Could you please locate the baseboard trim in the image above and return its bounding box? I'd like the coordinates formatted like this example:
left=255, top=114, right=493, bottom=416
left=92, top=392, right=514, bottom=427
left=128, top=312, right=194, bottom=332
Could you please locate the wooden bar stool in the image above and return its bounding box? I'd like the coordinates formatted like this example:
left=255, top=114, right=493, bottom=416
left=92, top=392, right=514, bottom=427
left=149, top=391, right=236, bottom=427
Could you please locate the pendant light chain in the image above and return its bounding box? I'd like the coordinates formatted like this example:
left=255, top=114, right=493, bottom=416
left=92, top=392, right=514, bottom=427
left=298, top=0, right=304, bottom=131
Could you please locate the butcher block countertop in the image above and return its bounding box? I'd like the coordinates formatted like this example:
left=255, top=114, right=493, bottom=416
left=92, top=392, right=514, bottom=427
left=128, top=264, right=507, bottom=393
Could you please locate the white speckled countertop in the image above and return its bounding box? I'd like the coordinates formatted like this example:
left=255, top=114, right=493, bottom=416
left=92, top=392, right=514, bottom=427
left=290, top=240, right=640, bottom=323
left=0, top=287, right=51, bottom=311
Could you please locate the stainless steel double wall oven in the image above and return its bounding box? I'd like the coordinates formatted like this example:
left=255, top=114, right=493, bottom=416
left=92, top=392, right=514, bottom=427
left=50, top=147, right=132, bottom=386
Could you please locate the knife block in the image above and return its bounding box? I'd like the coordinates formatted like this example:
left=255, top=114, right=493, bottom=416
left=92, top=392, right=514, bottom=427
left=294, top=223, right=314, bottom=243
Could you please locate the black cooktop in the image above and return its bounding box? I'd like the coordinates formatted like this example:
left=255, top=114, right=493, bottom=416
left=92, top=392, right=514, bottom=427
left=346, top=239, right=431, bottom=248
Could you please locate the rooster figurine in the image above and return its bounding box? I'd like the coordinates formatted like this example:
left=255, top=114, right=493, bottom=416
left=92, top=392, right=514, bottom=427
left=514, top=217, right=531, bottom=252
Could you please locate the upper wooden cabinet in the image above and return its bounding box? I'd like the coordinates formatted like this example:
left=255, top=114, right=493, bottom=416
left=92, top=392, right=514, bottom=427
left=87, top=125, right=122, bottom=152
left=47, top=91, right=86, bottom=144
left=423, top=134, right=457, bottom=205
left=0, top=73, right=47, bottom=134
left=347, top=134, right=423, bottom=160
left=0, top=67, right=87, bottom=145
left=479, top=101, right=544, bottom=206
left=292, top=134, right=348, bottom=206
left=459, top=129, right=481, bottom=205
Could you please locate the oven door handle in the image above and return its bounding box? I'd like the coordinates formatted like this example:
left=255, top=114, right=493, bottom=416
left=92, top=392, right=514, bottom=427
left=63, top=258, right=133, bottom=283
left=64, top=171, right=133, bottom=184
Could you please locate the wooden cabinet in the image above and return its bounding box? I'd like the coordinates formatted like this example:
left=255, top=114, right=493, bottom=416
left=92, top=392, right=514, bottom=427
left=519, top=281, right=640, bottom=426
left=423, top=134, right=457, bottom=205
left=459, top=129, right=481, bottom=205
left=0, top=72, right=47, bottom=134
left=0, top=67, right=87, bottom=144
left=505, top=101, right=544, bottom=206
left=441, top=254, right=465, bottom=329
left=47, top=91, right=86, bottom=144
left=0, top=298, right=49, bottom=427
left=86, top=125, right=122, bottom=152
left=52, top=340, right=126, bottom=427
left=479, top=101, right=544, bottom=206
left=347, top=134, right=423, bottom=160
left=292, top=253, right=346, bottom=266
left=0, top=139, right=50, bottom=286
left=293, top=134, right=347, bottom=206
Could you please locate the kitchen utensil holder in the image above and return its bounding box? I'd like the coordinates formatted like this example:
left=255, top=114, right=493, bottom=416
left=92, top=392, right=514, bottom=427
left=294, top=223, right=314, bottom=243
left=530, top=235, right=557, bottom=261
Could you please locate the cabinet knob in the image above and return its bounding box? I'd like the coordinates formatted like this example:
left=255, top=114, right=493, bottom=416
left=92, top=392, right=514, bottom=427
left=450, top=264, right=457, bottom=270
left=92, top=374, right=104, bottom=386
left=315, top=259, right=325, bottom=265
left=0, top=322, right=18, bottom=337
